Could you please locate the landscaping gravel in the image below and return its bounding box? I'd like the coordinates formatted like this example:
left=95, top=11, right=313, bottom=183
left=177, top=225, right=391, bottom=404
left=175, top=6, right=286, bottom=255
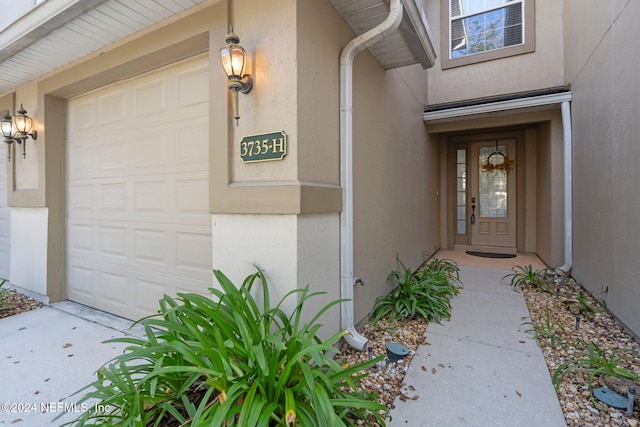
left=521, top=275, right=640, bottom=427
left=0, top=288, right=44, bottom=319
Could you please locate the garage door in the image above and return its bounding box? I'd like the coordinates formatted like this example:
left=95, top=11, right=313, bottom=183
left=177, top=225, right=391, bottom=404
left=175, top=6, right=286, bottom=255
left=66, top=57, right=212, bottom=320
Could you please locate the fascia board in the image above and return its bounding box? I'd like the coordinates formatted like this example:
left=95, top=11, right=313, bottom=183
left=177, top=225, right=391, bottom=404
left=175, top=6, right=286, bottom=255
left=401, top=0, right=437, bottom=69
left=423, top=92, right=573, bottom=122
left=0, top=0, right=108, bottom=60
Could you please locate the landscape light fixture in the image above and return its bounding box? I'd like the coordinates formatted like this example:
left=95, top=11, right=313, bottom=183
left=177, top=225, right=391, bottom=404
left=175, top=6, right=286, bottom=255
left=1, top=104, right=37, bottom=161
left=220, top=27, right=253, bottom=126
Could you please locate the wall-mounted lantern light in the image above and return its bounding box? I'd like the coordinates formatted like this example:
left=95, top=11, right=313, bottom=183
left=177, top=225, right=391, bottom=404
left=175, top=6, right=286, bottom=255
left=1, top=104, right=37, bottom=161
left=220, top=27, right=253, bottom=126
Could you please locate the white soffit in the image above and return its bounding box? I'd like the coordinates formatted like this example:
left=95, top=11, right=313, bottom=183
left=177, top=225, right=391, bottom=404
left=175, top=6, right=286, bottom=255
left=0, top=0, right=436, bottom=95
left=330, top=0, right=436, bottom=70
left=423, top=91, right=573, bottom=123
left=0, top=0, right=211, bottom=95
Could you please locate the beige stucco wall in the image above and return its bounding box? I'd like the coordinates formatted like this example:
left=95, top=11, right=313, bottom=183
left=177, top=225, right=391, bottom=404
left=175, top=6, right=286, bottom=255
left=228, top=0, right=297, bottom=183
left=294, top=1, right=436, bottom=324
left=565, top=1, right=640, bottom=336
left=210, top=0, right=341, bottom=215
left=2, top=0, right=438, bottom=334
left=535, top=116, right=564, bottom=268
left=297, top=1, right=343, bottom=185
left=350, top=55, right=435, bottom=321
left=10, top=84, right=39, bottom=191
left=424, top=0, right=565, bottom=105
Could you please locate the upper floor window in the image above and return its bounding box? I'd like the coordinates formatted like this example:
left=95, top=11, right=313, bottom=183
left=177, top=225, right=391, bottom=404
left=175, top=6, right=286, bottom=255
left=441, top=0, right=535, bottom=69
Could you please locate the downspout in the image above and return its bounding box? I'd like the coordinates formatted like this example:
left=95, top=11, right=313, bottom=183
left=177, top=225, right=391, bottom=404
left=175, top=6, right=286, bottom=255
left=340, top=0, right=403, bottom=350
left=558, top=101, right=572, bottom=272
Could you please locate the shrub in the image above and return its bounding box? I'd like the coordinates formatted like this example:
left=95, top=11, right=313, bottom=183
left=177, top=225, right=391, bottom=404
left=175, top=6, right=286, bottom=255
left=421, top=258, right=462, bottom=288
left=552, top=340, right=639, bottom=394
left=370, top=257, right=460, bottom=323
left=62, top=269, right=385, bottom=426
left=502, top=265, right=549, bottom=292
left=521, top=309, right=566, bottom=349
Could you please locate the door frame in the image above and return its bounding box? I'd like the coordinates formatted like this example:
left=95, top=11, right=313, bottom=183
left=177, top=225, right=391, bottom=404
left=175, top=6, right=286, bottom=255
left=446, top=128, right=532, bottom=252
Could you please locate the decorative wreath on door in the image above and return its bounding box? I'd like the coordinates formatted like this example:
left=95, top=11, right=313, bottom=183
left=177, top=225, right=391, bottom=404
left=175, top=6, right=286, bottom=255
left=481, top=147, right=515, bottom=173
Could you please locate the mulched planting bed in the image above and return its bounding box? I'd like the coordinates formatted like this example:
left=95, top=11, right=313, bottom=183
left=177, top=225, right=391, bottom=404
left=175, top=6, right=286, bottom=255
left=338, top=318, right=428, bottom=425
left=521, top=275, right=640, bottom=427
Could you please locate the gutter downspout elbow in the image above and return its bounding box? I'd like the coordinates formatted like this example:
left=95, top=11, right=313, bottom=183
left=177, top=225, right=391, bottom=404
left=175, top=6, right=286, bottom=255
left=339, top=0, right=403, bottom=351
left=559, top=101, right=573, bottom=273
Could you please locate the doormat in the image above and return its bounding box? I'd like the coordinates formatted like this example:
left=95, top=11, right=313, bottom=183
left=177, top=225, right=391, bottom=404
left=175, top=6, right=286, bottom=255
left=465, top=251, right=516, bottom=259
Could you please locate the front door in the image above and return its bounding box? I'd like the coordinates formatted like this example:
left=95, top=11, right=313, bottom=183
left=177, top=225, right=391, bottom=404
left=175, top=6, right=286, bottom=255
left=469, top=139, right=516, bottom=248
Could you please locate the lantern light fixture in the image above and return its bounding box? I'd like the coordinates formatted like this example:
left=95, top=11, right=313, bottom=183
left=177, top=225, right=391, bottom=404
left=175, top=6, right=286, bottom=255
left=220, top=27, right=253, bottom=126
left=1, top=104, right=37, bottom=161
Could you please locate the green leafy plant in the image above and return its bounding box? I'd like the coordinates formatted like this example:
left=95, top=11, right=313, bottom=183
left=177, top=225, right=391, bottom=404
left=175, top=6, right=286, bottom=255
left=552, top=340, right=640, bottom=394
left=594, top=284, right=610, bottom=312
left=370, top=257, right=460, bottom=323
left=0, top=279, right=9, bottom=310
left=502, top=265, right=547, bottom=292
left=521, top=309, right=565, bottom=349
left=421, top=258, right=463, bottom=288
left=62, top=269, right=386, bottom=426
left=575, top=290, right=598, bottom=320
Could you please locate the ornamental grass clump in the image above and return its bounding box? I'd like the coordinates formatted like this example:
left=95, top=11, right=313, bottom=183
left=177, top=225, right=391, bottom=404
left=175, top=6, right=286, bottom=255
left=370, top=257, right=461, bottom=323
left=552, top=340, right=640, bottom=394
left=62, top=269, right=385, bottom=427
left=502, top=264, right=548, bottom=292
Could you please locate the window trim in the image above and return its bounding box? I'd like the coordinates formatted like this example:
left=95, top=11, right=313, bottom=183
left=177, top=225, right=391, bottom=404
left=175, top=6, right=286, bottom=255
left=441, top=0, right=535, bottom=69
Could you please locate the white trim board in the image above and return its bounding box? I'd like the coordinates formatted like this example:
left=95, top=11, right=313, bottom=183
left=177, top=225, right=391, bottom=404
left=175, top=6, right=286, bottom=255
left=423, top=92, right=573, bottom=122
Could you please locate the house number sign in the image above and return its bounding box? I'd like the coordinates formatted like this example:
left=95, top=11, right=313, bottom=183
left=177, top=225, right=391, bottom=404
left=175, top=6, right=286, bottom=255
left=240, top=131, right=287, bottom=163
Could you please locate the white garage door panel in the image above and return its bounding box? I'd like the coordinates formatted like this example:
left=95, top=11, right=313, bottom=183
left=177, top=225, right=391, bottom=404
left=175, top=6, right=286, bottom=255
left=68, top=118, right=208, bottom=180
left=67, top=57, right=211, bottom=320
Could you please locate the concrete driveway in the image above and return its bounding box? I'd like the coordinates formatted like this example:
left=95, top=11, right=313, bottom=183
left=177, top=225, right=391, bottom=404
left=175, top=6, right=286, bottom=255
left=0, top=303, right=143, bottom=426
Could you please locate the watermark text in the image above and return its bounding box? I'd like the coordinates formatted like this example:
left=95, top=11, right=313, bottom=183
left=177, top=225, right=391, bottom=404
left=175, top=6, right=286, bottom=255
left=1, top=401, right=111, bottom=414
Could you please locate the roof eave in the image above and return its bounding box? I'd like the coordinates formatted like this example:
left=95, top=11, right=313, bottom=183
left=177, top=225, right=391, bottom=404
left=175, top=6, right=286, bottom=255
left=331, top=0, right=436, bottom=70
left=400, top=0, right=436, bottom=69
left=0, top=0, right=110, bottom=62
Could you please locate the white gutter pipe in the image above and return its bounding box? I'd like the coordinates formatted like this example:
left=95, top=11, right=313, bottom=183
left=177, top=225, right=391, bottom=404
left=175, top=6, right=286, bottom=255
left=558, top=101, right=573, bottom=273
left=339, top=0, right=403, bottom=351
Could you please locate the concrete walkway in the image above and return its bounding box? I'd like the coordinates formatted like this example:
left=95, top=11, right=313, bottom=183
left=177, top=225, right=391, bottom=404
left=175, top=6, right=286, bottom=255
left=387, top=250, right=567, bottom=426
